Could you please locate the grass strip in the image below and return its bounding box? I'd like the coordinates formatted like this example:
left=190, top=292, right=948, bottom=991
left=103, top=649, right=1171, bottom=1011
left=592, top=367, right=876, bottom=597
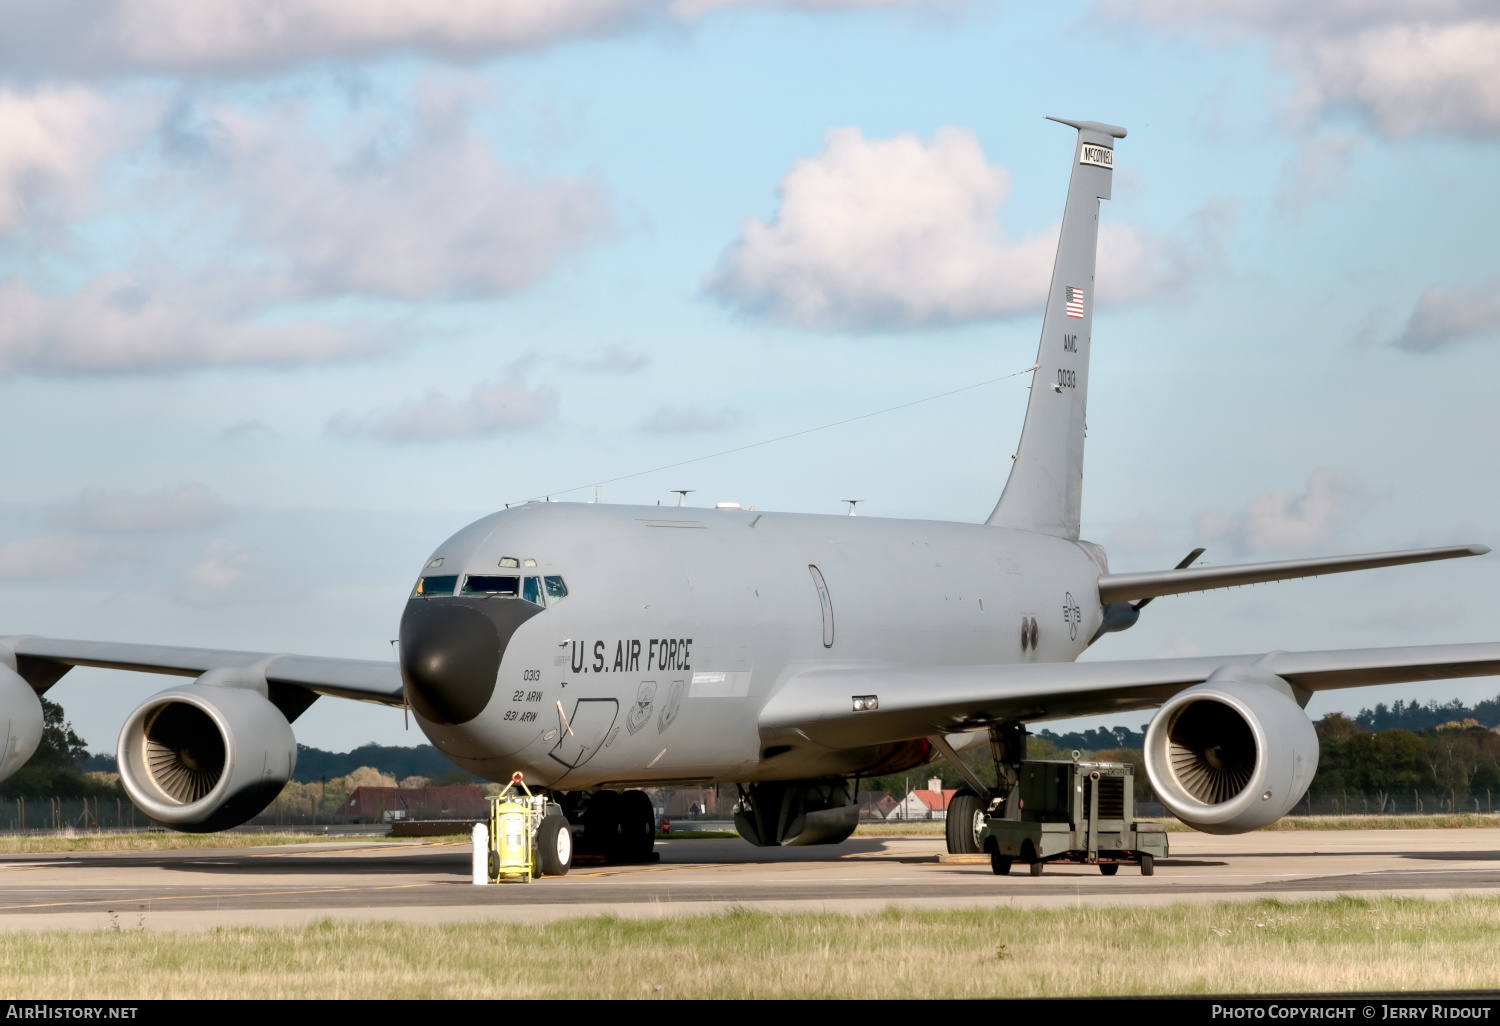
left=3, top=896, right=1499, bottom=998
left=1240, top=813, right=1500, bottom=831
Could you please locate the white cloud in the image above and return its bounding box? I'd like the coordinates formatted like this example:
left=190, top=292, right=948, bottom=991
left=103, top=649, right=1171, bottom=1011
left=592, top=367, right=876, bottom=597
left=55, top=482, right=231, bottom=533
left=641, top=405, right=746, bottom=433
left=0, top=1, right=928, bottom=78
left=184, top=85, right=612, bottom=302
left=0, top=533, right=139, bottom=579
left=707, top=127, right=1048, bottom=330
left=1296, top=21, right=1500, bottom=136
left=707, top=127, right=1219, bottom=331
left=673, top=0, right=915, bottom=13
left=0, top=273, right=376, bottom=375
left=1395, top=276, right=1500, bottom=352
left=0, top=87, right=138, bottom=238
left=174, top=539, right=264, bottom=607
left=0, top=81, right=612, bottom=375
left=0, top=1, right=653, bottom=77
left=328, top=374, right=559, bottom=443
left=1104, top=1, right=1500, bottom=136
left=1194, top=470, right=1370, bottom=554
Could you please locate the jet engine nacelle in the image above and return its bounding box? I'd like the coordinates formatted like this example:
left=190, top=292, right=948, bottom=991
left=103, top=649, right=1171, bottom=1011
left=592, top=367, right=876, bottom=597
left=1144, top=666, right=1318, bottom=834
left=117, top=668, right=297, bottom=833
left=734, top=779, right=858, bottom=846
left=0, top=663, right=44, bottom=784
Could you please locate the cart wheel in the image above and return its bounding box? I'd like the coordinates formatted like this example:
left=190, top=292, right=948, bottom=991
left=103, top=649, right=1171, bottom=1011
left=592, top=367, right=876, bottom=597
left=1099, top=864, right=1118, bottom=876
left=1029, top=860, right=1044, bottom=877
left=990, top=853, right=1011, bottom=876
left=1140, top=854, right=1154, bottom=877
left=487, top=850, right=498, bottom=880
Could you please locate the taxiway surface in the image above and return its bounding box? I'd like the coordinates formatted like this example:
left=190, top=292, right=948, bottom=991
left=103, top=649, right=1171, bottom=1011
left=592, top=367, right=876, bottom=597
left=4, top=829, right=1500, bottom=930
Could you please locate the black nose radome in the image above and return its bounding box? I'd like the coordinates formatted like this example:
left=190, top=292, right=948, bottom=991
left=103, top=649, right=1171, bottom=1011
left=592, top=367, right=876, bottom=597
left=399, top=597, right=544, bottom=725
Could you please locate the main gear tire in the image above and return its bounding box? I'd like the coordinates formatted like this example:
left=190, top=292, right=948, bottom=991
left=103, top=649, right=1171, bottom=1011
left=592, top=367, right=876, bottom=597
left=614, top=789, right=656, bottom=863
left=945, top=791, right=986, bottom=855
left=580, top=790, right=620, bottom=855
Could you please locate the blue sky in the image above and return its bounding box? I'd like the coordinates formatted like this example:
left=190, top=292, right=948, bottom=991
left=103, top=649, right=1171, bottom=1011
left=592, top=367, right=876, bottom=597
left=0, top=0, right=1497, bottom=754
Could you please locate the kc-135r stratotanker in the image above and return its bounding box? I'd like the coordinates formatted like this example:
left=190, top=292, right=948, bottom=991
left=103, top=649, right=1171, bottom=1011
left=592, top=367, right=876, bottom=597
left=3, top=117, right=1495, bottom=864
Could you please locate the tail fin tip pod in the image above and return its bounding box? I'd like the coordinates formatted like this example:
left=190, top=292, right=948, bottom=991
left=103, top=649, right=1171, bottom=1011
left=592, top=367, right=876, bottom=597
left=987, top=116, right=1125, bottom=538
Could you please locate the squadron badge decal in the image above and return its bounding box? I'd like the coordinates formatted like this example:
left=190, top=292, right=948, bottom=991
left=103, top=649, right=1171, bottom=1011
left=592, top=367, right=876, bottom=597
left=628, top=682, right=656, bottom=735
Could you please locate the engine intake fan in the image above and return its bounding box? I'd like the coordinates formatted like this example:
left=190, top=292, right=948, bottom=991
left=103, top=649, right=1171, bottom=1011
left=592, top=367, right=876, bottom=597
left=1166, top=699, right=1257, bottom=805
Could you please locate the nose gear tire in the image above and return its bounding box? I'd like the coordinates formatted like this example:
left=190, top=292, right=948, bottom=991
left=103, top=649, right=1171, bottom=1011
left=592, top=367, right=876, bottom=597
left=536, top=811, right=573, bottom=876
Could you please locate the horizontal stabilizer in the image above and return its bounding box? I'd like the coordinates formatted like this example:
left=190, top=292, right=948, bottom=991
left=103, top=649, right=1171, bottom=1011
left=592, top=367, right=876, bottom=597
left=1096, top=544, right=1489, bottom=605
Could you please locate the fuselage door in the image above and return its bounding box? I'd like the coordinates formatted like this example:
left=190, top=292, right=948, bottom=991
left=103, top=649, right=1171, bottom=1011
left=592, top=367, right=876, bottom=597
left=549, top=699, right=620, bottom=769
left=808, top=564, right=835, bottom=648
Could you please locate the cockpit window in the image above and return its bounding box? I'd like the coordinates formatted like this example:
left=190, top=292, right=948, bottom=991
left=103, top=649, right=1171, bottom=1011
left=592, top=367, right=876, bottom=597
left=463, top=575, right=519, bottom=597
left=544, top=576, right=568, bottom=606
left=522, top=576, right=543, bottom=605
left=415, top=575, right=458, bottom=597
left=498, top=557, right=520, bottom=568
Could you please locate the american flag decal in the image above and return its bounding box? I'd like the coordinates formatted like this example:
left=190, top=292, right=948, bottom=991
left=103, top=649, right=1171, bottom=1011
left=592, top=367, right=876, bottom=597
left=1064, top=285, right=1085, bottom=319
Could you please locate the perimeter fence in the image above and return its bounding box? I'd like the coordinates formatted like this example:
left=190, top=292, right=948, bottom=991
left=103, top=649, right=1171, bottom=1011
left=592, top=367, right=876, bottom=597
left=2, top=798, right=148, bottom=832
left=0, top=795, right=488, bottom=832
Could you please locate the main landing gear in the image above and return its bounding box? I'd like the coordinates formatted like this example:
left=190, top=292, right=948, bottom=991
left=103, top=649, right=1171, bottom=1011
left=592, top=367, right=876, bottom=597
left=557, top=789, right=659, bottom=864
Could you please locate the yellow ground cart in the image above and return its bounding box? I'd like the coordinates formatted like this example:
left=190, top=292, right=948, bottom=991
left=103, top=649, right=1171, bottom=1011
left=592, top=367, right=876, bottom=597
left=486, top=772, right=574, bottom=882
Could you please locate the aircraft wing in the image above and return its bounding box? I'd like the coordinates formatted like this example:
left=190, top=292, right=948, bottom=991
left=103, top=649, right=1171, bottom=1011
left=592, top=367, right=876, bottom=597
left=1, top=635, right=403, bottom=707
left=759, top=642, right=1500, bottom=750
left=1097, top=544, right=1488, bottom=604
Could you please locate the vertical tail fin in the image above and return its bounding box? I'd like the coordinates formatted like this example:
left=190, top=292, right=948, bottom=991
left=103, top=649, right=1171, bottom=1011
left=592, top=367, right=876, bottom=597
left=987, top=117, right=1125, bottom=538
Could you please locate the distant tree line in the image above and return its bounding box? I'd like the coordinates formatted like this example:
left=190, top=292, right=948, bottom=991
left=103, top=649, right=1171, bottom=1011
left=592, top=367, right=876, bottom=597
left=1352, top=697, right=1500, bottom=733
left=1311, top=714, right=1500, bottom=801
left=1033, top=725, right=1146, bottom=751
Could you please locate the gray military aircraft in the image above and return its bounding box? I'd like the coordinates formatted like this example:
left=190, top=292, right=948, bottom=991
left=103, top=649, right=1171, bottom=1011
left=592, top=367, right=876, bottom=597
left=3, top=117, right=1496, bottom=869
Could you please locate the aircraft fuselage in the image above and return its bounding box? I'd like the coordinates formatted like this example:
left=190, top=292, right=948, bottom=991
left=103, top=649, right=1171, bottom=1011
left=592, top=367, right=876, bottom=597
left=400, top=501, right=1104, bottom=787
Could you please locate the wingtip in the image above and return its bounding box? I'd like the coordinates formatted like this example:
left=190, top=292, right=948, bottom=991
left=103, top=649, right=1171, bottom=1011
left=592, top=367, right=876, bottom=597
left=1470, top=544, right=1492, bottom=556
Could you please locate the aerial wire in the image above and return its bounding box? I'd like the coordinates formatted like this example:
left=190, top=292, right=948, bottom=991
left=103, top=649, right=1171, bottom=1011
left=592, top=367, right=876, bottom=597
left=508, top=361, right=1040, bottom=507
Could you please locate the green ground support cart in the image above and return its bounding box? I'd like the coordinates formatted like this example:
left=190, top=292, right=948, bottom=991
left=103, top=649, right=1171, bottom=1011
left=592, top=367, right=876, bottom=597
left=979, top=758, right=1168, bottom=877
